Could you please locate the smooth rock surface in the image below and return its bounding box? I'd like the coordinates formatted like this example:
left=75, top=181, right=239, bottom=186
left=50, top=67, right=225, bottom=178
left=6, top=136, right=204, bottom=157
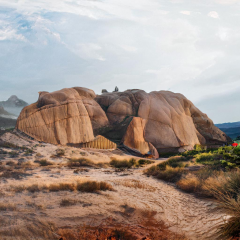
left=16, top=87, right=229, bottom=154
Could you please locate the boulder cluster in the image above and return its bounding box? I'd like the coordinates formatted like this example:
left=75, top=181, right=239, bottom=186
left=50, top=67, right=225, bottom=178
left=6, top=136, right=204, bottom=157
left=16, top=87, right=229, bottom=158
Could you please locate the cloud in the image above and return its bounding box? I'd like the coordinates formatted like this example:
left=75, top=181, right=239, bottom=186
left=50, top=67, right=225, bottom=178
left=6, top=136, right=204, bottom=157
left=208, top=11, right=219, bottom=18
left=0, top=20, right=25, bottom=41
left=180, top=11, right=191, bottom=15
left=214, top=0, right=240, bottom=5
left=0, top=0, right=240, bottom=123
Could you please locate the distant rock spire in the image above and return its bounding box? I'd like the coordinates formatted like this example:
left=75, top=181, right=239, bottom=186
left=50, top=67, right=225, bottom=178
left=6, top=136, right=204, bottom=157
left=114, top=86, right=119, bottom=92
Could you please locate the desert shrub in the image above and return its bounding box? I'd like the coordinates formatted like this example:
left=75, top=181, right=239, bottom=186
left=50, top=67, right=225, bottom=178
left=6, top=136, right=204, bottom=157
left=6, top=160, right=15, bottom=166
left=157, top=156, right=188, bottom=170
left=217, top=196, right=240, bottom=239
left=68, top=158, right=94, bottom=168
left=26, top=184, right=42, bottom=193
left=9, top=151, right=19, bottom=158
left=110, top=158, right=136, bottom=169
left=176, top=174, right=201, bottom=193
left=60, top=198, right=78, bottom=207
left=56, top=148, right=65, bottom=157
left=137, top=159, right=154, bottom=166
left=146, top=165, right=185, bottom=183
left=194, top=144, right=206, bottom=152
left=0, top=203, right=16, bottom=211
left=39, top=159, right=53, bottom=166
left=155, top=166, right=185, bottom=182
left=48, top=183, right=75, bottom=192
left=195, top=152, right=221, bottom=164
left=76, top=181, right=113, bottom=192
left=24, top=148, right=34, bottom=156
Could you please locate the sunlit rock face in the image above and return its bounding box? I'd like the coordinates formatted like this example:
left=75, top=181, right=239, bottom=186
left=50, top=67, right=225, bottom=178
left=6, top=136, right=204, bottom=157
left=16, top=87, right=229, bottom=155
left=96, top=89, right=229, bottom=154
left=16, top=87, right=108, bottom=145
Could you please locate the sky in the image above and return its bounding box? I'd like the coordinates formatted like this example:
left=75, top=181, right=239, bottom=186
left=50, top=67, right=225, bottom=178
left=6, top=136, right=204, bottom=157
left=0, top=0, right=240, bottom=123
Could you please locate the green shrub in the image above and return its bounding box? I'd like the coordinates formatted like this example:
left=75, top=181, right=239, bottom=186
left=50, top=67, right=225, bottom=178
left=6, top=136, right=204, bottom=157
left=195, top=152, right=221, bottom=164
left=137, top=159, right=154, bottom=166
left=110, top=158, right=136, bottom=169
left=67, top=158, right=94, bottom=168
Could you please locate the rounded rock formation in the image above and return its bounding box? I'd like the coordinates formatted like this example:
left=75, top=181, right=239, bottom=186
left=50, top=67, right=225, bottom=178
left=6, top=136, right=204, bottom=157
left=16, top=87, right=229, bottom=156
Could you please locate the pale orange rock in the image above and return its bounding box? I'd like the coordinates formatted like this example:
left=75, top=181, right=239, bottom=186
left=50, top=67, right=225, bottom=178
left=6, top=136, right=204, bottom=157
left=17, top=87, right=229, bottom=154
left=16, top=87, right=108, bottom=145
left=96, top=89, right=229, bottom=153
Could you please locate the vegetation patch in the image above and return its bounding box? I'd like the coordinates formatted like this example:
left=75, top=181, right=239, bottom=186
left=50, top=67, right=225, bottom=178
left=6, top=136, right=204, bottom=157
left=39, top=159, right=53, bottom=166
left=110, top=158, right=153, bottom=169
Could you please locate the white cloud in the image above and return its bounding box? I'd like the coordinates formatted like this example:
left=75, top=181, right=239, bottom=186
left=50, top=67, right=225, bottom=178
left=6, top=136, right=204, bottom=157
left=0, top=20, right=25, bottom=41
left=68, top=43, right=105, bottom=61
left=214, top=0, right=240, bottom=5
left=180, top=11, right=191, bottom=15
left=208, top=11, right=219, bottom=18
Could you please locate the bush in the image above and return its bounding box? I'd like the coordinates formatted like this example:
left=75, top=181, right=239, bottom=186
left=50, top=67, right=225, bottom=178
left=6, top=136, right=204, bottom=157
left=48, top=183, right=75, bottom=192
left=60, top=198, right=78, bottom=207
left=195, top=152, right=221, bottom=164
left=137, top=159, right=154, bottom=166
left=157, top=156, right=187, bottom=170
left=110, top=158, right=136, bottom=169
left=176, top=174, right=201, bottom=193
left=39, top=159, right=53, bottom=166
left=76, top=181, right=113, bottom=192
left=155, top=166, right=185, bottom=182
left=68, top=158, right=94, bottom=168
left=56, top=148, right=65, bottom=157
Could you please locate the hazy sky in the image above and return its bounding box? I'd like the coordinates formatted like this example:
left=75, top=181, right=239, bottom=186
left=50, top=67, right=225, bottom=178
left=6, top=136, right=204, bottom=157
left=0, top=0, right=240, bottom=123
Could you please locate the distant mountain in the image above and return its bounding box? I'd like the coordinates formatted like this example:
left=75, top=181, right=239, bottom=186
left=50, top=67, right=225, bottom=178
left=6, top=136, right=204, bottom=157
left=0, top=106, right=12, bottom=116
left=0, top=95, right=28, bottom=108
left=219, top=127, right=240, bottom=140
left=215, top=121, right=240, bottom=140
left=215, top=121, right=240, bottom=129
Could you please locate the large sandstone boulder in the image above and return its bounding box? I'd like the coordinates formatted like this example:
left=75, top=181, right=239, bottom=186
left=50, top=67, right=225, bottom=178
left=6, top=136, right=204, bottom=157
left=16, top=87, right=229, bottom=156
left=96, top=89, right=229, bottom=153
left=16, top=87, right=108, bottom=145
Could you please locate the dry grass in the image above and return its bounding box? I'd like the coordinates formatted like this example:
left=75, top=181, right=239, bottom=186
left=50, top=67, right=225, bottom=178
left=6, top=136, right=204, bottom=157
left=0, top=217, right=57, bottom=240
left=11, top=180, right=114, bottom=193
left=110, top=158, right=136, bottom=169
left=115, top=179, right=156, bottom=191
left=146, top=165, right=185, bottom=183
left=176, top=174, right=201, bottom=193
left=76, top=181, right=114, bottom=192
left=57, top=217, right=187, bottom=240
left=48, top=183, right=75, bottom=192
left=60, top=198, right=78, bottom=207
left=0, top=202, right=16, bottom=211
left=67, top=158, right=107, bottom=168
left=39, top=159, right=53, bottom=166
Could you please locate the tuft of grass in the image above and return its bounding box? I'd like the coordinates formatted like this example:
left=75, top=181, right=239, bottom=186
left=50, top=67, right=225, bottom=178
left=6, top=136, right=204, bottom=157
left=68, top=158, right=95, bottom=168
left=48, top=183, right=75, bottom=192
left=12, top=180, right=114, bottom=194
left=176, top=174, right=201, bottom=193
left=76, top=181, right=113, bottom=192
left=110, top=158, right=136, bottom=169
left=39, top=159, right=53, bottom=166
left=60, top=198, right=78, bottom=207
left=157, top=156, right=188, bottom=170
left=9, top=151, right=19, bottom=158
left=137, top=159, right=154, bottom=166
left=0, top=202, right=16, bottom=211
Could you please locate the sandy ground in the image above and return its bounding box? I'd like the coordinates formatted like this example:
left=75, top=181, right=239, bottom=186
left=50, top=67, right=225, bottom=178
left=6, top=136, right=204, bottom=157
left=0, top=132, right=228, bottom=240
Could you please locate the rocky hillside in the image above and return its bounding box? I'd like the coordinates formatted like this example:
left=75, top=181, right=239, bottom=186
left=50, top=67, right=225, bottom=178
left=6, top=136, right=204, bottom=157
left=16, top=87, right=229, bottom=156
left=0, top=95, right=28, bottom=108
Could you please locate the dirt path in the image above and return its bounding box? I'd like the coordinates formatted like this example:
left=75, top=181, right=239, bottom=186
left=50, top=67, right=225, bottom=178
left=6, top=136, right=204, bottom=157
left=0, top=132, right=228, bottom=240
